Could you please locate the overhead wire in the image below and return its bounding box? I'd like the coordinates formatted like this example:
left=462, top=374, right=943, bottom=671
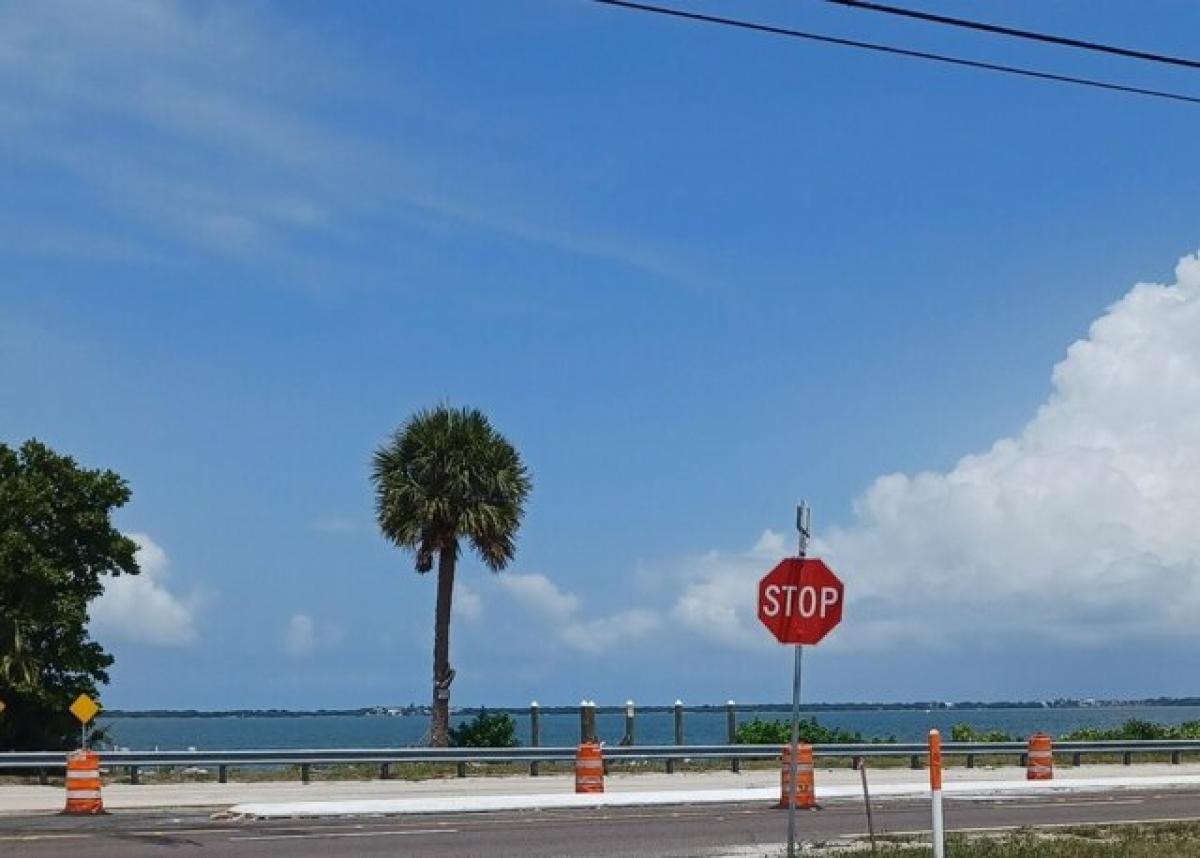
left=820, top=0, right=1200, bottom=72
left=592, top=0, right=1200, bottom=106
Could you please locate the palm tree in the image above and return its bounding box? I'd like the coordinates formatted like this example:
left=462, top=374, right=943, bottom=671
left=371, top=406, right=531, bottom=747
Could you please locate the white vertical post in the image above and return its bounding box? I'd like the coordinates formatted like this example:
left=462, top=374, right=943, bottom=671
left=929, top=729, right=944, bottom=858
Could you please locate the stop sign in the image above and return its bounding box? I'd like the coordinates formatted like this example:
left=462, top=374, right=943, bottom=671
left=758, top=557, right=844, bottom=645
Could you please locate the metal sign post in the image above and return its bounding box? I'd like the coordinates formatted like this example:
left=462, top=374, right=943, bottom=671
left=786, top=502, right=812, bottom=858
left=758, top=502, right=843, bottom=858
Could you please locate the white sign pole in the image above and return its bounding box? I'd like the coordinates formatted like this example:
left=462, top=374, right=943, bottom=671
left=930, top=729, right=945, bottom=858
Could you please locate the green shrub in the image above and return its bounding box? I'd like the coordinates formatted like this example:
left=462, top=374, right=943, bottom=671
left=950, top=723, right=1014, bottom=743
left=734, top=716, right=892, bottom=745
left=1060, top=719, right=1200, bottom=741
left=448, top=709, right=519, bottom=748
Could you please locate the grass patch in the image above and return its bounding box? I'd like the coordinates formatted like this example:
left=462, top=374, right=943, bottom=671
left=837, top=823, right=1200, bottom=856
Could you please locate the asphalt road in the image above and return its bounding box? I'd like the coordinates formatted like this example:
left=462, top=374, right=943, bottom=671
left=2, top=788, right=1199, bottom=857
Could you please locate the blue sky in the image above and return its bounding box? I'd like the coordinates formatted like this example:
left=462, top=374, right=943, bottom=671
left=4, top=0, right=1200, bottom=709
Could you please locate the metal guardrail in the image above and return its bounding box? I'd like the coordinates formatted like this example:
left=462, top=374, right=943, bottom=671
left=4, top=740, right=1200, bottom=778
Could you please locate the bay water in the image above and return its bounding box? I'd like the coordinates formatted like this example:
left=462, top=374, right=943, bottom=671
left=96, top=705, right=1200, bottom=751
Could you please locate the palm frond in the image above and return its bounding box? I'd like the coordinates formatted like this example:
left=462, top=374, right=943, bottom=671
left=371, top=406, right=531, bottom=573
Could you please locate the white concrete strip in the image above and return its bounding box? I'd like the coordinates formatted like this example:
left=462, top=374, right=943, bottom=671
left=230, top=828, right=457, bottom=842
left=225, top=774, right=1200, bottom=819
left=0, top=834, right=90, bottom=843
left=228, top=787, right=780, bottom=818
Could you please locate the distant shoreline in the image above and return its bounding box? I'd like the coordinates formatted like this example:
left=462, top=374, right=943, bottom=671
left=101, top=698, right=1200, bottom=719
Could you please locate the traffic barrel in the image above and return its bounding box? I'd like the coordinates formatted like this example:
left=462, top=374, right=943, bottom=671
left=574, top=742, right=604, bottom=794
left=778, top=743, right=815, bottom=809
left=63, top=750, right=104, bottom=815
left=1027, top=733, right=1053, bottom=781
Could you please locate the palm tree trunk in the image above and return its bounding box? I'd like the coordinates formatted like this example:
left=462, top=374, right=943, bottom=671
left=430, top=546, right=456, bottom=747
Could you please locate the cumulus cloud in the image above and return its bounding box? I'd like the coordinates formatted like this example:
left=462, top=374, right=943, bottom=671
left=496, top=573, right=581, bottom=624
left=91, top=533, right=199, bottom=647
left=284, top=614, right=318, bottom=657
left=560, top=609, right=659, bottom=654
left=670, top=532, right=789, bottom=651
left=495, top=573, right=658, bottom=654
left=674, top=250, right=1200, bottom=651
left=282, top=613, right=345, bottom=657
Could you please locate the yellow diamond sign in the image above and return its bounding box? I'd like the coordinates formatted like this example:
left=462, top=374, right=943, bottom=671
left=69, top=693, right=100, bottom=724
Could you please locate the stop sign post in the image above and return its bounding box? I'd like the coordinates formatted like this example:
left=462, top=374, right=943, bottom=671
left=760, top=503, right=845, bottom=858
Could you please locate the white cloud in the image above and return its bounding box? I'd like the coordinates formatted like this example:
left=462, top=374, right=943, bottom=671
left=670, top=531, right=788, bottom=652
left=0, top=0, right=701, bottom=283
left=282, top=612, right=345, bottom=657
left=496, top=573, right=581, bottom=624
left=494, top=572, right=659, bottom=654
left=454, top=582, right=483, bottom=622
left=673, top=250, right=1200, bottom=652
left=284, top=614, right=318, bottom=657
left=560, top=609, right=659, bottom=654
left=91, top=533, right=199, bottom=647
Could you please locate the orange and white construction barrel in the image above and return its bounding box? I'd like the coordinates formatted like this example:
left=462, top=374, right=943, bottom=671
left=574, top=742, right=604, bottom=794
left=64, top=750, right=104, bottom=815
left=778, top=743, right=815, bottom=809
left=1027, top=733, right=1053, bottom=781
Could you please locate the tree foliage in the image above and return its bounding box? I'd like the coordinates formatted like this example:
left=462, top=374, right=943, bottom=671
left=371, top=406, right=531, bottom=747
left=0, top=617, right=37, bottom=690
left=734, top=716, right=893, bottom=745
left=1060, top=719, right=1200, bottom=741
left=950, top=724, right=1015, bottom=743
left=0, top=439, right=139, bottom=750
left=449, top=709, right=520, bottom=748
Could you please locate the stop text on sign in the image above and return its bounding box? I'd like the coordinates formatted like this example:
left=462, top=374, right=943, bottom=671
left=760, top=583, right=839, bottom=619
left=757, top=557, right=844, bottom=645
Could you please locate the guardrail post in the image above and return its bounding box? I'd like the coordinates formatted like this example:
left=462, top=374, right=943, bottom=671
left=1072, top=752, right=1082, bottom=767
left=1019, top=753, right=1027, bottom=768
left=966, top=754, right=975, bottom=769
left=39, top=769, right=48, bottom=786
left=300, top=763, right=311, bottom=784
left=1172, top=751, right=1182, bottom=765
left=218, top=765, right=228, bottom=784
left=910, top=754, right=922, bottom=770
left=726, top=700, right=739, bottom=773
left=1123, top=751, right=1132, bottom=766
left=456, top=762, right=467, bottom=778
left=530, top=701, right=540, bottom=777
left=128, top=765, right=139, bottom=785
left=667, top=699, right=683, bottom=774
left=580, top=699, right=597, bottom=744
left=379, top=763, right=391, bottom=780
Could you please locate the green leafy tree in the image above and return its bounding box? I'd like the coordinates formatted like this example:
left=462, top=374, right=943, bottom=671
left=0, top=440, right=139, bottom=750
left=371, top=407, right=531, bottom=747
left=449, top=709, right=520, bottom=748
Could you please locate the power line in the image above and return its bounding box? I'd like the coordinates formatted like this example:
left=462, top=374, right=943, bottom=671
left=822, top=0, right=1200, bottom=72
left=592, top=0, right=1200, bottom=106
